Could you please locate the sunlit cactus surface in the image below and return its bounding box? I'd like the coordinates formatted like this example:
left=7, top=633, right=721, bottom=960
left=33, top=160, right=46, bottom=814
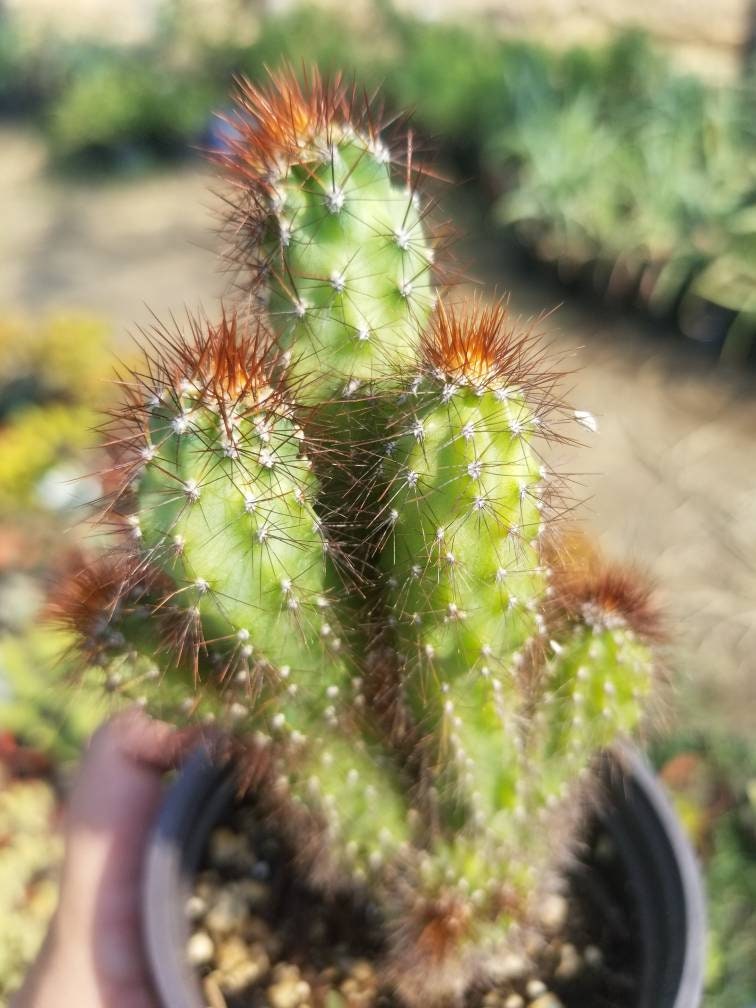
left=57, top=67, right=660, bottom=1006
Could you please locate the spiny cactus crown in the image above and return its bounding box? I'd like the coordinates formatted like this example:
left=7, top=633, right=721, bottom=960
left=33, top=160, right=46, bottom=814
left=57, top=68, right=659, bottom=1006
left=219, top=68, right=439, bottom=401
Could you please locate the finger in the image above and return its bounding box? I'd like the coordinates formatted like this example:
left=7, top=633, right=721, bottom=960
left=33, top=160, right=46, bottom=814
left=107, top=706, right=201, bottom=772
left=52, top=711, right=194, bottom=1000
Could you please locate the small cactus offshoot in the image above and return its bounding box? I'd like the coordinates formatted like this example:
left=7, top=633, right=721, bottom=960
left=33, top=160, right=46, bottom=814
left=57, top=68, right=661, bottom=1006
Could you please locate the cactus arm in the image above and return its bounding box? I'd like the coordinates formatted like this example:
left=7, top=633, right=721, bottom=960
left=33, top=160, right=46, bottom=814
left=377, top=358, right=548, bottom=836
left=221, top=71, right=437, bottom=400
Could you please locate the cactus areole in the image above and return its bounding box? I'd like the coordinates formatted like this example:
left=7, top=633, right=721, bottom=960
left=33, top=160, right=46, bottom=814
left=58, top=68, right=664, bottom=1006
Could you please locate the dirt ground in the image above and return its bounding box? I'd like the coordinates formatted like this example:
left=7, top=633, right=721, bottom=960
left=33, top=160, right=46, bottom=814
left=2, top=127, right=754, bottom=735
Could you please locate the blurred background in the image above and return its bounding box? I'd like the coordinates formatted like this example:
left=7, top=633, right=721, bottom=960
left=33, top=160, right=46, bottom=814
left=0, top=0, right=754, bottom=1003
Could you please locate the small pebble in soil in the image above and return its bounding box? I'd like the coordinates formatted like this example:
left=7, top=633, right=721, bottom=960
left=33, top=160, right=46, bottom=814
left=504, top=995, right=524, bottom=1008
left=186, top=894, right=208, bottom=920
left=203, top=974, right=228, bottom=1008
left=340, top=959, right=379, bottom=1004
left=490, top=952, right=527, bottom=982
left=267, top=963, right=312, bottom=1008
left=530, top=996, right=564, bottom=1008
left=524, top=933, right=547, bottom=959
left=554, top=942, right=581, bottom=980
left=206, top=889, right=249, bottom=936
left=526, top=979, right=547, bottom=998
left=214, top=936, right=270, bottom=992
left=538, top=894, right=568, bottom=934
left=584, top=944, right=603, bottom=968
left=186, top=930, right=214, bottom=966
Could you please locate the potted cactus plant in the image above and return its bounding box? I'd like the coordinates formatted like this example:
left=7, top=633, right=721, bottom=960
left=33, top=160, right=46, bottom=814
left=56, top=69, right=704, bottom=1007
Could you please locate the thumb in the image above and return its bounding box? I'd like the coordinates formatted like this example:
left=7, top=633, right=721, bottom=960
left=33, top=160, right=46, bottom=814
left=56, top=709, right=196, bottom=997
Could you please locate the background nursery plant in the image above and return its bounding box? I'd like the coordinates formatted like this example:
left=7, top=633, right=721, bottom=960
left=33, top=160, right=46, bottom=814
left=58, top=69, right=663, bottom=1006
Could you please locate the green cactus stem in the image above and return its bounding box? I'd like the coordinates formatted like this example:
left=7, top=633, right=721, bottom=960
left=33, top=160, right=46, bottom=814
left=374, top=302, right=561, bottom=826
left=366, top=302, right=657, bottom=995
left=107, top=313, right=343, bottom=687
left=219, top=68, right=438, bottom=400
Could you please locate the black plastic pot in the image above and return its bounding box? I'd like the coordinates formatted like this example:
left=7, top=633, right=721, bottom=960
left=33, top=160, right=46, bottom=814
left=142, top=746, right=705, bottom=1008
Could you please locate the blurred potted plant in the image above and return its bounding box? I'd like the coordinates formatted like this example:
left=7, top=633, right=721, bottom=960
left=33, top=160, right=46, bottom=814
left=488, top=32, right=756, bottom=363
left=56, top=69, right=704, bottom=1007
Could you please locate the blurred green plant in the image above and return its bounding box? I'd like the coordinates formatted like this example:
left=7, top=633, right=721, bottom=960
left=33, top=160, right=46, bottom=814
left=0, top=15, right=22, bottom=112
left=0, top=311, right=114, bottom=793
left=653, top=732, right=756, bottom=1008
left=489, top=32, right=756, bottom=361
left=239, top=4, right=375, bottom=79
left=47, top=57, right=219, bottom=168
left=0, top=314, right=115, bottom=518
left=0, top=404, right=96, bottom=514
left=0, top=774, right=62, bottom=1002
left=377, top=10, right=511, bottom=157
left=4, top=6, right=752, bottom=358
left=705, top=794, right=756, bottom=1007
left=0, top=315, right=111, bottom=1004
left=0, top=13, right=64, bottom=115
left=0, top=313, right=112, bottom=416
left=0, top=629, right=103, bottom=766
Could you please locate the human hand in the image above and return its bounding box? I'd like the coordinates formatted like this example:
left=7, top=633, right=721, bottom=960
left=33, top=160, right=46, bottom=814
left=14, top=709, right=195, bottom=1008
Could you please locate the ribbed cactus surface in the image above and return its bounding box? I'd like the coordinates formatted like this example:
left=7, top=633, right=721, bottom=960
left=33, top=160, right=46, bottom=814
left=117, top=315, right=338, bottom=693
left=59, top=68, right=661, bottom=1008
left=222, top=70, right=436, bottom=398
left=377, top=302, right=548, bottom=826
